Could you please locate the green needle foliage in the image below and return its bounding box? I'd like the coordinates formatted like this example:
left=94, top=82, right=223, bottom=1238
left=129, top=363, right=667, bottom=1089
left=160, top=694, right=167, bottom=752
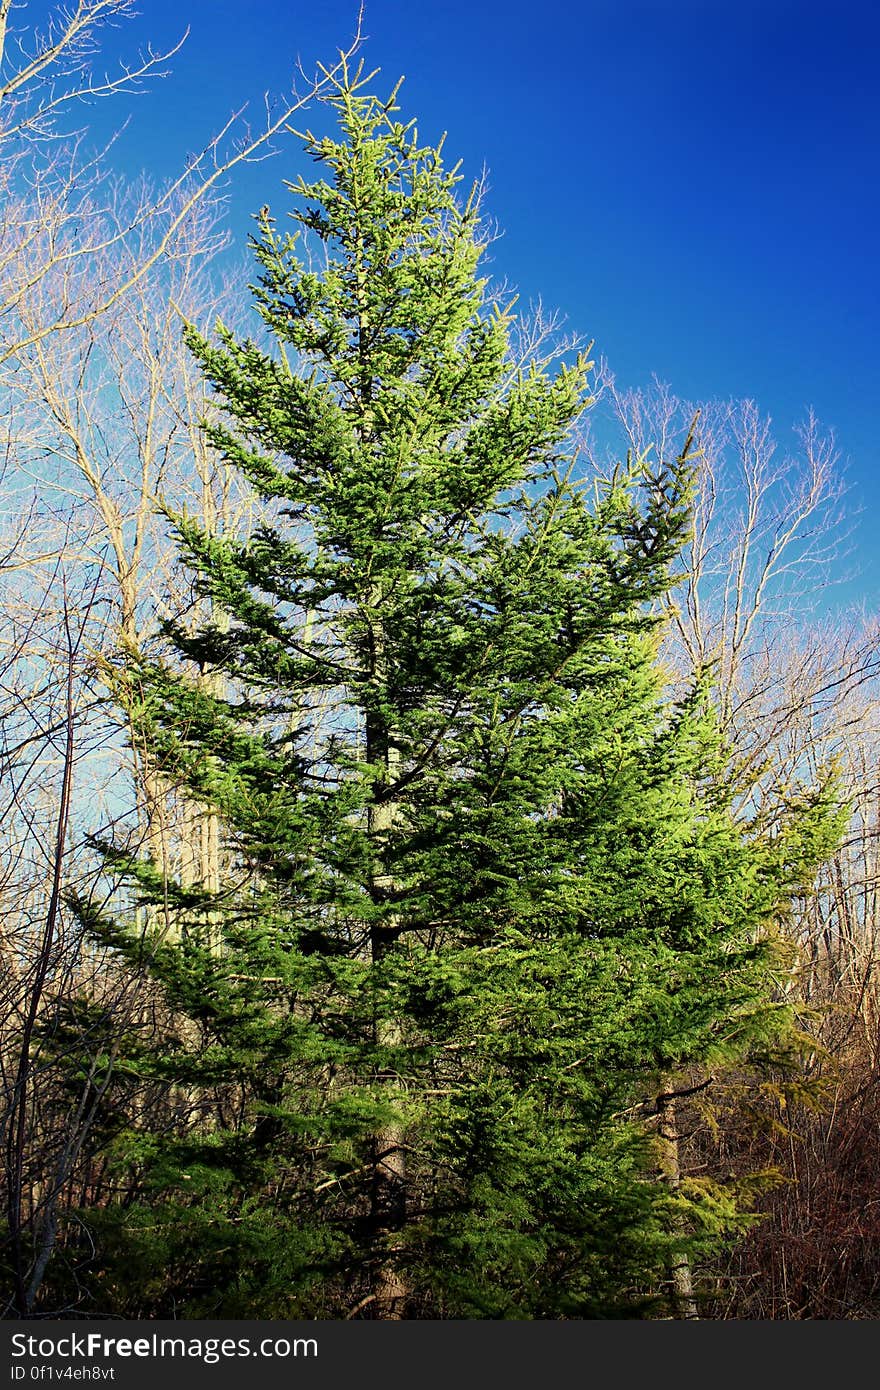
left=70, top=64, right=843, bottom=1319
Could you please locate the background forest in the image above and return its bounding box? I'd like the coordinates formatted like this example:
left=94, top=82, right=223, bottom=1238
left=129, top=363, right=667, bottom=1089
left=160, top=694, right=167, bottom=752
left=2, top=2, right=879, bottom=1321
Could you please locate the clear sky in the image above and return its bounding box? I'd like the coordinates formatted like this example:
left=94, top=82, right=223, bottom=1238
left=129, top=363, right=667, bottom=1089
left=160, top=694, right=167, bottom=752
left=78, top=0, right=879, bottom=603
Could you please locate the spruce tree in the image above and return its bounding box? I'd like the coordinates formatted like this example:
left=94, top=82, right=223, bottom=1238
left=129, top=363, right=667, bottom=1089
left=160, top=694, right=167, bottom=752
left=72, top=66, right=842, bottom=1319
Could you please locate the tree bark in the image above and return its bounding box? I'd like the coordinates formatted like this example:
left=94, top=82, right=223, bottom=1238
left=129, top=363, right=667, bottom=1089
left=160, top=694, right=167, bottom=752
left=364, top=597, right=407, bottom=1319
left=656, top=1082, right=699, bottom=1319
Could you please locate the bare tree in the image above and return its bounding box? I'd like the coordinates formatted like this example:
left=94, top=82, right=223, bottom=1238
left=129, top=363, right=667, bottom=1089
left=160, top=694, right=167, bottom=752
left=0, top=3, right=366, bottom=1313
left=583, top=378, right=880, bottom=1316
left=0, top=1, right=364, bottom=360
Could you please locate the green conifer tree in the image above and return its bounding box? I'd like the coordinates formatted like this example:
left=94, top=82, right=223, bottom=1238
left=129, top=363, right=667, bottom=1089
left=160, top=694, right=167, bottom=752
left=71, top=65, right=843, bottom=1319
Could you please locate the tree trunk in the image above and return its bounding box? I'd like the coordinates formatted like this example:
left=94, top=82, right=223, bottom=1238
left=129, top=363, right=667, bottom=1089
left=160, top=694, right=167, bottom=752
left=364, top=597, right=407, bottom=1319
left=656, top=1082, right=699, bottom=1319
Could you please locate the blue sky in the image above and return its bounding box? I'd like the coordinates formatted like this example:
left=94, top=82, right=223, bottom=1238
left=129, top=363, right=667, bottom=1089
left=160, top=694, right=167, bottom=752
left=82, top=0, right=878, bottom=601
